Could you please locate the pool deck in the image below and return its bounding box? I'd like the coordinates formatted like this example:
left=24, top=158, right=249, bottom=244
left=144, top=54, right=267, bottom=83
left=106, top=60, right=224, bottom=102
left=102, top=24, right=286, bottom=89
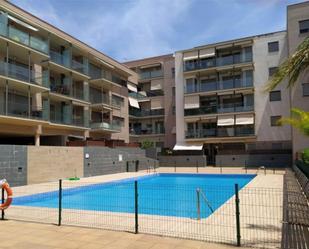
left=4, top=167, right=284, bottom=249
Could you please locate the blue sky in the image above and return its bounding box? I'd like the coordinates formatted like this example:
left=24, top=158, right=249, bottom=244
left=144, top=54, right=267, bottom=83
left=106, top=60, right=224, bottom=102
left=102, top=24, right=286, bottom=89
left=11, top=0, right=304, bottom=62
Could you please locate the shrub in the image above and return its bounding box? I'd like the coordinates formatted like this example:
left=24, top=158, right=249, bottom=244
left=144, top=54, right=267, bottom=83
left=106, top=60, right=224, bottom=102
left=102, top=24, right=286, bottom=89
left=141, top=140, right=154, bottom=149
left=302, top=148, right=309, bottom=165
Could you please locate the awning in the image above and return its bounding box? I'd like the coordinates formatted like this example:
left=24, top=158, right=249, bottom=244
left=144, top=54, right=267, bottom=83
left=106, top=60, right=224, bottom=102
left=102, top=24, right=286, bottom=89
left=184, top=95, right=199, bottom=109
left=127, top=82, right=137, bottom=92
left=173, top=143, right=203, bottom=151
left=235, top=114, right=254, bottom=125
left=150, top=79, right=162, bottom=90
left=199, top=47, right=215, bottom=58
left=151, top=97, right=164, bottom=110
left=183, top=51, right=198, bottom=61
left=128, top=97, right=140, bottom=108
left=217, top=115, right=235, bottom=126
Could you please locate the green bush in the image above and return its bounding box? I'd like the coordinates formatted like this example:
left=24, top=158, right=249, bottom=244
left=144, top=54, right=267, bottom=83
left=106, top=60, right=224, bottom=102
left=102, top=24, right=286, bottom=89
left=302, top=148, right=309, bottom=164
left=141, top=140, right=154, bottom=149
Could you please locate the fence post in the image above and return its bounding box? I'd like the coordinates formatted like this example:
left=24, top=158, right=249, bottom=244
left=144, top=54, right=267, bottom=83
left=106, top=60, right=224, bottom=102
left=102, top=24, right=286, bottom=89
left=58, top=179, right=62, bottom=226
left=245, top=160, right=247, bottom=174
left=174, top=161, right=176, bottom=172
left=135, top=160, right=139, bottom=172
left=220, top=160, right=222, bottom=174
left=196, top=188, right=200, bottom=220
left=235, top=184, right=241, bottom=247
left=196, top=161, right=199, bottom=173
left=126, top=161, right=129, bottom=172
left=134, top=181, right=138, bottom=234
left=1, top=188, right=4, bottom=220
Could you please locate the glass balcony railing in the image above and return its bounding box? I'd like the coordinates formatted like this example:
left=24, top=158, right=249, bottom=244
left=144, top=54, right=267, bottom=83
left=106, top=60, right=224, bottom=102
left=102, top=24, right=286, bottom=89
left=89, top=93, right=110, bottom=105
left=128, top=92, right=148, bottom=100
left=50, top=50, right=71, bottom=68
left=186, top=126, right=254, bottom=139
left=129, top=109, right=165, bottom=117
left=185, top=78, right=253, bottom=94
left=72, top=59, right=87, bottom=75
left=184, top=51, right=252, bottom=72
left=0, top=61, right=48, bottom=86
left=130, top=127, right=165, bottom=135
left=140, top=70, right=163, bottom=80
left=90, top=122, right=120, bottom=131
left=184, top=104, right=253, bottom=116
left=0, top=100, right=44, bottom=120
left=50, top=81, right=85, bottom=101
left=72, top=116, right=85, bottom=127
left=4, top=25, right=49, bottom=54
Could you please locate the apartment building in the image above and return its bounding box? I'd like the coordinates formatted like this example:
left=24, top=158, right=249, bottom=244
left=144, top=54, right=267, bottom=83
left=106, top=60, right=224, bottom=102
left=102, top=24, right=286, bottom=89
left=174, top=30, right=294, bottom=165
left=124, top=54, right=176, bottom=150
left=287, top=2, right=309, bottom=157
left=0, top=1, right=137, bottom=146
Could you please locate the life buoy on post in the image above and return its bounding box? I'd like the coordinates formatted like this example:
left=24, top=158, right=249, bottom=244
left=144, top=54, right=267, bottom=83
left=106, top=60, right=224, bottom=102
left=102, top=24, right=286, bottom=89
left=0, top=179, right=13, bottom=210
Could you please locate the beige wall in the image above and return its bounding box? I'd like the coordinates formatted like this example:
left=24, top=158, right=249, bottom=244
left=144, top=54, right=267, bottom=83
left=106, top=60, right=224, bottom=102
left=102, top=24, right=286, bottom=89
left=287, top=2, right=309, bottom=155
left=27, top=146, right=83, bottom=184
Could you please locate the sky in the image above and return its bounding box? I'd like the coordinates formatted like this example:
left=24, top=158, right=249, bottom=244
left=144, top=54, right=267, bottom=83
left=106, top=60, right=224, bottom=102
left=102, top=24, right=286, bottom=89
left=10, top=0, right=305, bottom=62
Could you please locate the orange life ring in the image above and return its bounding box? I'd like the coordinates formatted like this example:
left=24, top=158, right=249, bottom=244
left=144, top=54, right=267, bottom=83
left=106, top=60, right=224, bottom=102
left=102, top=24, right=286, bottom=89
left=0, top=180, right=13, bottom=210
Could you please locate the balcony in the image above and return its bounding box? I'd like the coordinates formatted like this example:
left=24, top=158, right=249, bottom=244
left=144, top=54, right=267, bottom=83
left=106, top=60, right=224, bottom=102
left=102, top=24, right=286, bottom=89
left=0, top=61, right=49, bottom=87
left=129, top=108, right=164, bottom=117
left=130, top=127, right=165, bottom=135
left=50, top=81, right=86, bottom=101
left=90, top=122, right=120, bottom=131
left=0, top=14, right=48, bottom=54
left=72, top=59, right=87, bottom=75
left=186, top=126, right=254, bottom=139
left=185, top=77, right=253, bottom=94
left=89, top=92, right=110, bottom=106
left=50, top=50, right=71, bottom=68
left=140, top=70, right=163, bottom=80
left=184, top=104, right=253, bottom=116
left=0, top=100, right=45, bottom=120
left=184, top=51, right=252, bottom=72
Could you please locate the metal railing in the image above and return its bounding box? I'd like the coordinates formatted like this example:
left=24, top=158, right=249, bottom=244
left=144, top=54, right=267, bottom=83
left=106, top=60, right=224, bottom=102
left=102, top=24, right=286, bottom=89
left=130, top=128, right=165, bottom=135
left=140, top=70, right=163, bottom=80
left=130, top=109, right=165, bottom=117
left=2, top=179, right=283, bottom=249
left=184, top=104, right=254, bottom=116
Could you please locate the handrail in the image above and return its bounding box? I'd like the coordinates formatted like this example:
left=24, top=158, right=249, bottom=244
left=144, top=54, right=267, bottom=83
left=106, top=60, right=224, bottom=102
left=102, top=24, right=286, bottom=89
left=196, top=188, right=214, bottom=220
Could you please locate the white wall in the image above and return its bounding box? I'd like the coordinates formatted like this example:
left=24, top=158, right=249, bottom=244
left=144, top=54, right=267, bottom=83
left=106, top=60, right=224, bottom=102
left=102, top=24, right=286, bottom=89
left=175, top=52, right=185, bottom=144
left=253, top=31, right=292, bottom=142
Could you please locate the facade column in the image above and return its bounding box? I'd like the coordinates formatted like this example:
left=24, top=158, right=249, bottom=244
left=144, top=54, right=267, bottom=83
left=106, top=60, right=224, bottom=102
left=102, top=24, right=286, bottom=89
left=34, top=125, right=42, bottom=146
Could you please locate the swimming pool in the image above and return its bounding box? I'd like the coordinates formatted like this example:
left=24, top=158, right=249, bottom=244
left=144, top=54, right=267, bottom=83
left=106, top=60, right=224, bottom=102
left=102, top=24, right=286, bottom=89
left=13, top=173, right=255, bottom=219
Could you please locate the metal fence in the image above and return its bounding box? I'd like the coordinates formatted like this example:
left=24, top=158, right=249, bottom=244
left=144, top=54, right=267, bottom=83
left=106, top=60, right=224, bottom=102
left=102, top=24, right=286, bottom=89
left=2, top=179, right=283, bottom=249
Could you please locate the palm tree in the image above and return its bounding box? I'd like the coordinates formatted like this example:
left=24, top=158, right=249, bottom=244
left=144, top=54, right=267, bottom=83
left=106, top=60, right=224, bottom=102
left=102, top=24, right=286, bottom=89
left=265, top=35, right=309, bottom=91
left=266, top=36, right=309, bottom=136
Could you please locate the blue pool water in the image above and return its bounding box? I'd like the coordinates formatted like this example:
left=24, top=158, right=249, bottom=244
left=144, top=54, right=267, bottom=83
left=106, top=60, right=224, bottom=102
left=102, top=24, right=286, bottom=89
left=13, top=173, right=255, bottom=218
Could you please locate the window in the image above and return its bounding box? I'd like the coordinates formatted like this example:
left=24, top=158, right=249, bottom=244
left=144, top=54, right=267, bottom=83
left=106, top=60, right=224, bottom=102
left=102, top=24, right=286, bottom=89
left=270, top=116, right=282, bottom=126
left=269, top=67, right=278, bottom=77
left=186, top=78, right=197, bottom=93
left=303, top=83, right=309, bottom=96
left=268, top=41, right=279, bottom=52
left=171, top=67, right=175, bottom=78
left=299, top=19, right=309, bottom=34
left=269, top=91, right=281, bottom=101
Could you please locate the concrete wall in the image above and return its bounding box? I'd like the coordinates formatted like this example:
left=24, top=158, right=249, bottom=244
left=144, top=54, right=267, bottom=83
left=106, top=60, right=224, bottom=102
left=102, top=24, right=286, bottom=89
left=0, top=145, right=27, bottom=186
left=27, top=146, right=84, bottom=184
left=253, top=31, right=291, bottom=142
left=216, top=154, right=292, bottom=168
left=158, top=155, right=207, bottom=167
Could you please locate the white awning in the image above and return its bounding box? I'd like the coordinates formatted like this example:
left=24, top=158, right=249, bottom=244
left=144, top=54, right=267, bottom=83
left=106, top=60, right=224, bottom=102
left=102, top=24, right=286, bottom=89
left=184, top=95, right=200, bottom=109
left=151, top=97, right=164, bottom=110
left=127, top=82, right=137, bottom=92
left=128, top=97, right=140, bottom=108
left=235, top=114, right=254, bottom=125
left=199, top=47, right=215, bottom=58
left=150, top=79, right=162, bottom=90
left=183, top=51, right=198, bottom=61
left=217, top=115, right=235, bottom=126
left=173, top=143, right=203, bottom=151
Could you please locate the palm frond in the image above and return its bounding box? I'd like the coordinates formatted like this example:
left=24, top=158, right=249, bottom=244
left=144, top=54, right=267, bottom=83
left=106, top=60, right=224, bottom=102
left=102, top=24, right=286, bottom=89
left=265, top=36, right=309, bottom=91
left=279, top=108, right=309, bottom=136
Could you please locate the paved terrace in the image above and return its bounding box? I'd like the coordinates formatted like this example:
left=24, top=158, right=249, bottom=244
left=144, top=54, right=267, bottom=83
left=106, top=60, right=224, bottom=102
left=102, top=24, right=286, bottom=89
left=3, top=167, right=285, bottom=249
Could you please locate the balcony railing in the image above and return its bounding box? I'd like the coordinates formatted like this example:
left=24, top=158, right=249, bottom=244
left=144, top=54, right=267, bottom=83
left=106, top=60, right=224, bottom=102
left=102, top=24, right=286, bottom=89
left=184, top=52, right=252, bottom=72
left=0, top=101, right=44, bottom=120
left=89, top=93, right=110, bottom=105
left=72, top=116, right=85, bottom=127
left=186, top=126, right=254, bottom=139
left=50, top=81, right=85, bottom=101
left=184, top=104, right=253, bottom=116
left=90, top=122, right=120, bottom=131
left=72, top=59, right=87, bottom=75
left=128, top=92, right=148, bottom=100
left=50, top=50, right=71, bottom=68
left=0, top=24, right=49, bottom=54
left=129, top=109, right=165, bottom=117
left=130, top=127, right=165, bottom=135
left=140, top=70, right=163, bottom=80
left=0, top=61, right=48, bottom=86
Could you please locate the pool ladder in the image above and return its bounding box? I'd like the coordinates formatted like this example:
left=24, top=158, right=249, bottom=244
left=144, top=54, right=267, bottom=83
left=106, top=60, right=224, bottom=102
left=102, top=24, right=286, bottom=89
left=196, top=188, right=214, bottom=220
